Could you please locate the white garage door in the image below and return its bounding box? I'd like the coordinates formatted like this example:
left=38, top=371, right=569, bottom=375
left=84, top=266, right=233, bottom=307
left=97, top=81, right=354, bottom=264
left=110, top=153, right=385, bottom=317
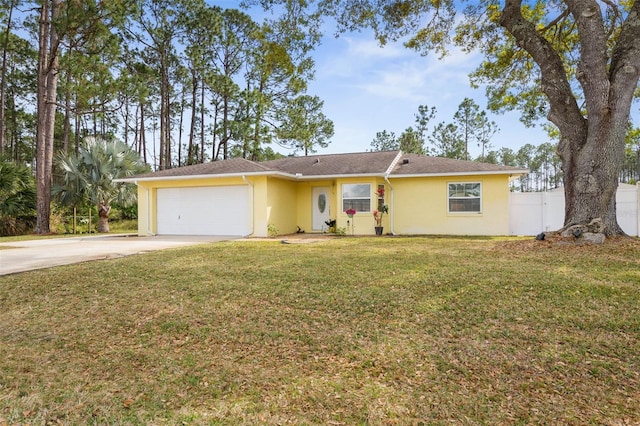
left=157, top=186, right=250, bottom=235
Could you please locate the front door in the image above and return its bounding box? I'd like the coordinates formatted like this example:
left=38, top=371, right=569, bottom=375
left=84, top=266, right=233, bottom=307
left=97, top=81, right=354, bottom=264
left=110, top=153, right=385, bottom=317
left=312, top=186, right=330, bottom=231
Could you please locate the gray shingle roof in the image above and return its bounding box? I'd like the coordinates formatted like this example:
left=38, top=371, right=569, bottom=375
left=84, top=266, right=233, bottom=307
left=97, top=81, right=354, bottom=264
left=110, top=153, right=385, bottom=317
left=128, top=157, right=273, bottom=179
left=261, top=150, right=401, bottom=176
left=120, top=151, right=527, bottom=182
left=390, top=153, right=526, bottom=175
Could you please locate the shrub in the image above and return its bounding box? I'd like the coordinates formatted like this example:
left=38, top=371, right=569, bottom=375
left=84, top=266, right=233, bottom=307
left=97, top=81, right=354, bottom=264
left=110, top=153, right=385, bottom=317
left=0, top=159, right=36, bottom=236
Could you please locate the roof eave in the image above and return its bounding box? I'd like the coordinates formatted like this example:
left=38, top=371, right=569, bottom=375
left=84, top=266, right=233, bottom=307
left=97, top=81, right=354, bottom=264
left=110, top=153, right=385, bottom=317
left=114, top=170, right=290, bottom=183
left=116, top=169, right=529, bottom=184
left=293, top=173, right=386, bottom=180
left=390, top=169, right=530, bottom=179
left=116, top=171, right=392, bottom=184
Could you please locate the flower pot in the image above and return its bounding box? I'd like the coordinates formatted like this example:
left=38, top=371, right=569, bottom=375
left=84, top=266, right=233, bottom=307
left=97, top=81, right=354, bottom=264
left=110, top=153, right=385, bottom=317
left=375, top=226, right=383, bottom=236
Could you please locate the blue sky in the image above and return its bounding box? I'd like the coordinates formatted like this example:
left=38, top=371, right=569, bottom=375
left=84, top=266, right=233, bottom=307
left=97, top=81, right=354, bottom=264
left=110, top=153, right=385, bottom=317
left=210, top=1, right=553, bottom=157
left=306, top=32, right=550, bottom=157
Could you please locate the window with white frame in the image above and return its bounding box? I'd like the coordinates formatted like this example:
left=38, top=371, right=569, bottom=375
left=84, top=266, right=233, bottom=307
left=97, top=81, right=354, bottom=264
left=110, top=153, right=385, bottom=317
left=448, top=182, right=481, bottom=213
left=342, top=183, right=371, bottom=212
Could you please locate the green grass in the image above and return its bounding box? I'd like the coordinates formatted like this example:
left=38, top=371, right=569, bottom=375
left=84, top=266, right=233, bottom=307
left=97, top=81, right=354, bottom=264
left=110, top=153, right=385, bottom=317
left=0, top=233, right=81, bottom=243
left=107, top=219, right=138, bottom=233
left=1, top=236, right=639, bottom=424
left=0, top=220, right=136, bottom=243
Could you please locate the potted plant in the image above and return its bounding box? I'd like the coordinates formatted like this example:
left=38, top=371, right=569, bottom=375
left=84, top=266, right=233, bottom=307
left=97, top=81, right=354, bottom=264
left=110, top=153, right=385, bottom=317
left=345, top=208, right=356, bottom=235
left=324, top=219, right=337, bottom=233
left=373, top=204, right=388, bottom=235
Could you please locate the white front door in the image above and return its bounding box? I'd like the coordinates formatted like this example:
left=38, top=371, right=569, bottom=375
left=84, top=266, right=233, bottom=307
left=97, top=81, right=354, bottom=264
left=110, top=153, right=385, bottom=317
left=312, top=187, right=330, bottom=231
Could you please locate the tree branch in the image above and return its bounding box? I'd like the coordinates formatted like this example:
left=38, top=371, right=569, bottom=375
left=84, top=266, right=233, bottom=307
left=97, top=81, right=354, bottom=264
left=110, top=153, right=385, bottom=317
left=608, top=0, right=640, bottom=125
left=565, top=0, right=609, bottom=115
left=499, top=0, right=586, bottom=140
left=539, top=8, right=570, bottom=34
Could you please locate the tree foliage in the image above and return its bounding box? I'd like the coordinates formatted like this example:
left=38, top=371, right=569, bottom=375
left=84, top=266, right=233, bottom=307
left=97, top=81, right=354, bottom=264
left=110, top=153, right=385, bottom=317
left=370, top=104, right=436, bottom=154
left=429, top=122, right=465, bottom=159
left=370, top=129, right=398, bottom=151
left=254, top=0, right=640, bottom=235
left=0, top=0, right=333, bottom=234
left=371, top=101, right=498, bottom=160
left=452, top=98, right=498, bottom=161
left=275, top=95, right=334, bottom=155
left=0, top=157, right=35, bottom=235
left=54, top=138, right=148, bottom=233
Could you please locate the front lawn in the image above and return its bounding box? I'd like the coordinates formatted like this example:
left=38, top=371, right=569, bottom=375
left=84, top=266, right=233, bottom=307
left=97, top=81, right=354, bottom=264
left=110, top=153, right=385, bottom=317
left=1, top=237, right=639, bottom=424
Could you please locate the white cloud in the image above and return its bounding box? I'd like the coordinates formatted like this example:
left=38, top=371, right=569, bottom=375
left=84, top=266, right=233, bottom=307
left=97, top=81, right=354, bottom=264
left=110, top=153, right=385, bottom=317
left=317, top=35, right=409, bottom=78
left=316, top=30, right=484, bottom=103
left=356, top=62, right=428, bottom=101
left=308, top=26, right=549, bottom=155
left=351, top=47, right=481, bottom=103
left=344, top=36, right=407, bottom=59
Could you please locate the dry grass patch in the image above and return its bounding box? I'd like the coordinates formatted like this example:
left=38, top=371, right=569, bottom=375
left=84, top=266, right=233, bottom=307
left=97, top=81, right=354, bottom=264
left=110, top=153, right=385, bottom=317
left=1, top=236, right=639, bottom=424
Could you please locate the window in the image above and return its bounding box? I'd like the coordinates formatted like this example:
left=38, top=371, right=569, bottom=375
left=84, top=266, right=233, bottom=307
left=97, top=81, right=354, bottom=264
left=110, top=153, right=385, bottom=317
left=342, top=183, right=371, bottom=212
left=448, top=182, right=481, bottom=213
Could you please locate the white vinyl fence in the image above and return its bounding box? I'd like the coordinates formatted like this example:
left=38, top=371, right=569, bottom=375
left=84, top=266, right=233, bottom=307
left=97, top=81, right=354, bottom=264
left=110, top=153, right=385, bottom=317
left=509, top=183, right=640, bottom=237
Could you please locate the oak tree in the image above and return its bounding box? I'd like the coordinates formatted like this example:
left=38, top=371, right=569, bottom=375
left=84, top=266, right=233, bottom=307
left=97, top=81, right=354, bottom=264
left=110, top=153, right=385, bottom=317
left=252, top=0, right=640, bottom=236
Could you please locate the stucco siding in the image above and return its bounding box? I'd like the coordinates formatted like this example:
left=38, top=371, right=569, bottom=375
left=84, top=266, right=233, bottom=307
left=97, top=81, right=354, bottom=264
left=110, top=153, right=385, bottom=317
left=134, top=173, right=513, bottom=237
left=291, top=180, right=336, bottom=233
left=249, top=176, right=268, bottom=237
left=137, top=185, right=151, bottom=236
left=266, top=177, right=298, bottom=236
left=390, top=175, right=511, bottom=235
left=333, top=178, right=385, bottom=236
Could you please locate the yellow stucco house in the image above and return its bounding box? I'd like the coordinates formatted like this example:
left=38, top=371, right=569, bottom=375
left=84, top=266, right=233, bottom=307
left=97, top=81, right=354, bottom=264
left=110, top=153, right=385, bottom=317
left=119, top=150, right=528, bottom=237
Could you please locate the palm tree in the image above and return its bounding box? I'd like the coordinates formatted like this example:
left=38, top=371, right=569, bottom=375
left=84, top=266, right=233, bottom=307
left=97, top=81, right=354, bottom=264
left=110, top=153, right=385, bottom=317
left=54, top=138, right=148, bottom=233
left=0, top=158, right=37, bottom=236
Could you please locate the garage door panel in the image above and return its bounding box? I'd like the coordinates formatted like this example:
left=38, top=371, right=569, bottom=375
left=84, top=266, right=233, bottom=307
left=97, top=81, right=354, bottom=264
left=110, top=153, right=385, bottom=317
left=157, top=186, right=249, bottom=235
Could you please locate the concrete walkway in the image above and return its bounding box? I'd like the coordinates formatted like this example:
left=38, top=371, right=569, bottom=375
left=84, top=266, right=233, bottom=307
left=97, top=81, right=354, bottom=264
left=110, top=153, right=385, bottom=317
left=0, top=234, right=236, bottom=276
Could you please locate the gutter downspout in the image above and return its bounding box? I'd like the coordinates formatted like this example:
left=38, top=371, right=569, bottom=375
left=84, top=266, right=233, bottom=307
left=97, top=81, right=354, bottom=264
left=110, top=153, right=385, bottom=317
left=383, top=151, right=403, bottom=236
left=144, top=184, right=155, bottom=236
left=384, top=175, right=395, bottom=235
left=242, top=175, right=254, bottom=237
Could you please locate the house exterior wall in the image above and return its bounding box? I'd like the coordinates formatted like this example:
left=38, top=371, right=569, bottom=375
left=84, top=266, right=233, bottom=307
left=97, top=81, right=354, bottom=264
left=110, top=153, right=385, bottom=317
left=134, top=173, right=514, bottom=237
left=248, top=176, right=268, bottom=237
left=332, top=177, right=390, bottom=235
left=292, top=180, right=336, bottom=233
left=265, top=177, right=298, bottom=236
left=265, top=178, right=384, bottom=235
left=136, top=184, right=152, bottom=235
left=390, top=174, right=512, bottom=235
left=136, top=176, right=256, bottom=236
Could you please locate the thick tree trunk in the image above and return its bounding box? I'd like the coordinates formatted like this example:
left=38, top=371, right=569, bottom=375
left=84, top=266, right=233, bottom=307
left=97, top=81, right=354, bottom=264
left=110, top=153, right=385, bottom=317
left=97, top=202, right=110, bottom=233
left=138, top=102, right=147, bottom=164
left=35, top=1, right=50, bottom=234
left=558, top=122, right=625, bottom=236
left=0, top=0, right=15, bottom=156
left=35, top=0, right=61, bottom=234
left=222, top=93, right=229, bottom=159
left=500, top=0, right=640, bottom=238
left=188, top=70, right=197, bottom=165
left=159, top=56, right=167, bottom=170
left=159, top=55, right=172, bottom=170
left=62, top=70, right=71, bottom=153
left=200, top=77, right=205, bottom=163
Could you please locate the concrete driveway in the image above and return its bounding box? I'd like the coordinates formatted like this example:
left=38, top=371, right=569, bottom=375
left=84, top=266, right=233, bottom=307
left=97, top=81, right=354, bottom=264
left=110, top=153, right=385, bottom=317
left=0, top=234, right=237, bottom=276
